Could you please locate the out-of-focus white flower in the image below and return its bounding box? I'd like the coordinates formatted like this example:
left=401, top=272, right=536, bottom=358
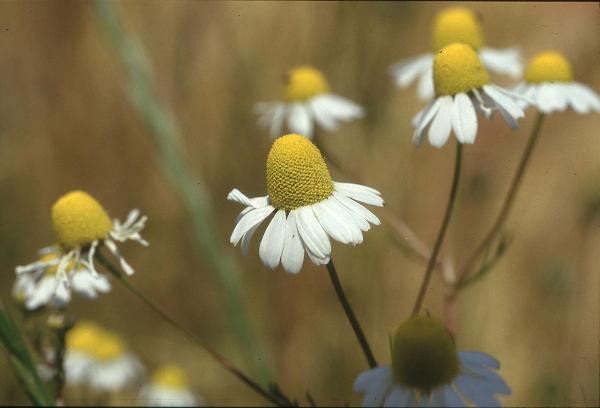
left=255, top=66, right=364, bottom=139
left=138, top=364, right=202, bottom=407
left=390, top=7, right=523, bottom=100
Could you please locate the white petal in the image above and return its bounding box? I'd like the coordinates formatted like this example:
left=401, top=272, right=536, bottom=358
left=483, top=85, right=525, bottom=126
left=389, top=54, right=433, bottom=88
left=240, top=223, right=260, bottom=256
left=281, top=211, right=305, bottom=274
left=317, top=94, right=364, bottom=120
left=454, top=374, right=501, bottom=407
left=452, top=93, right=478, bottom=144
left=569, top=82, right=600, bottom=113
left=308, top=97, right=338, bottom=131
left=333, top=182, right=384, bottom=207
left=227, top=189, right=253, bottom=206
left=428, top=95, right=453, bottom=147
left=295, top=206, right=331, bottom=264
left=536, top=83, right=566, bottom=113
left=230, top=206, right=274, bottom=246
left=287, top=103, right=313, bottom=138
left=384, top=387, right=414, bottom=407
left=259, top=209, right=286, bottom=270
left=412, top=98, right=443, bottom=146
left=255, top=102, right=286, bottom=139
left=313, top=198, right=362, bottom=245
left=416, top=65, right=434, bottom=100
left=332, top=191, right=380, bottom=227
left=458, top=351, right=500, bottom=369
left=479, top=47, right=523, bottom=78
left=26, top=276, right=57, bottom=310
left=442, top=385, right=465, bottom=407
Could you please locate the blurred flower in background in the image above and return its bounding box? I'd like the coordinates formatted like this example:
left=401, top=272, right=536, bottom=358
left=354, top=315, right=511, bottom=407
left=255, top=66, right=364, bottom=138
left=390, top=6, right=523, bottom=100
left=138, top=364, right=202, bottom=407
left=412, top=43, right=526, bottom=148
left=514, top=51, right=600, bottom=114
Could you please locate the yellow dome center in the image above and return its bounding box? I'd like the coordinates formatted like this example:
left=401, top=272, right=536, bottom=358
left=67, top=321, right=101, bottom=354
left=266, top=134, right=333, bottom=211
left=51, top=191, right=113, bottom=249
left=152, top=364, right=189, bottom=390
left=283, top=66, right=330, bottom=102
left=391, top=315, right=459, bottom=391
left=431, top=7, right=484, bottom=51
left=89, top=331, right=125, bottom=361
left=525, top=51, right=573, bottom=83
left=433, top=43, right=490, bottom=96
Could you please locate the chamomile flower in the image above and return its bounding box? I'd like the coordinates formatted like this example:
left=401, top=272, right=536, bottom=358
left=354, top=315, right=511, bottom=407
left=390, top=7, right=523, bottom=100
left=64, top=321, right=104, bottom=386
left=413, top=43, right=526, bottom=148
left=15, top=191, right=147, bottom=310
left=255, top=66, right=364, bottom=139
left=138, top=364, right=202, bottom=407
left=228, top=134, right=383, bottom=274
left=513, top=51, right=600, bottom=114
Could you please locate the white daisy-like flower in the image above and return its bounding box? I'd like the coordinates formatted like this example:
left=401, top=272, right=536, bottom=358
left=412, top=43, right=527, bottom=148
left=15, top=190, right=147, bottom=310
left=255, top=66, right=364, bottom=139
left=354, top=315, right=511, bottom=407
left=228, top=134, right=383, bottom=274
left=514, top=51, right=600, bottom=114
left=138, top=364, right=202, bottom=407
left=65, top=322, right=143, bottom=392
left=390, top=7, right=523, bottom=101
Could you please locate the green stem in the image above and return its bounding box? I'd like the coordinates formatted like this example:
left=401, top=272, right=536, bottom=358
left=455, top=112, right=545, bottom=287
left=92, top=0, right=272, bottom=382
left=95, top=252, right=288, bottom=407
left=412, top=142, right=463, bottom=316
left=326, top=259, right=377, bottom=368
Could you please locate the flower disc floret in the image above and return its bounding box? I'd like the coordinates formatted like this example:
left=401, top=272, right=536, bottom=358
left=52, top=191, right=112, bottom=249
left=431, top=7, right=484, bottom=51
left=525, top=51, right=573, bottom=83
left=67, top=321, right=102, bottom=353
left=433, top=43, right=490, bottom=96
left=90, top=332, right=125, bottom=361
left=283, top=66, right=330, bottom=102
left=153, top=364, right=189, bottom=390
left=391, top=315, right=459, bottom=391
left=266, top=134, right=333, bottom=211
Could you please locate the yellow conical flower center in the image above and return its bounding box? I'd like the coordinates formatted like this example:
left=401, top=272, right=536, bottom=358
left=433, top=43, right=490, bottom=97
left=391, top=315, right=459, bottom=391
left=153, top=364, right=189, bottom=390
left=283, top=66, right=330, bottom=102
left=266, top=134, right=333, bottom=211
left=431, top=7, right=484, bottom=51
left=525, top=51, right=573, bottom=83
left=51, top=191, right=113, bottom=249
left=89, top=331, right=125, bottom=361
left=67, top=321, right=101, bottom=354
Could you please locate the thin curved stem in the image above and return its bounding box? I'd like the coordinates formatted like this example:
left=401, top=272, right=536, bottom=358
left=455, top=112, right=545, bottom=287
left=326, top=259, right=377, bottom=368
left=412, top=142, right=463, bottom=316
left=95, top=251, right=289, bottom=407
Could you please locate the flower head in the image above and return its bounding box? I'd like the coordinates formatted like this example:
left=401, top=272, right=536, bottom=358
left=412, top=43, right=526, bottom=148
left=514, top=51, right=600, bottom=114
left=256, top=66, right=364, bottom=138
left=228, top=134, right=383, bottom=273
left=15, top=191, right=147, bottom=310
left=390, top=7, right=522, bottom=100
left=431, top=7, right=484, bottom=51
left=354, top=315, right=511, bottom=407
left=139, top=364, right=202, bottom=406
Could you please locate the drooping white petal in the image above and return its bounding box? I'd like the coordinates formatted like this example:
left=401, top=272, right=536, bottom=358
left=281, top=211, right=305, bottom=274
left=463, top=364, right=511, bottom=396
left=287, top=103, right=313, bottom=138
left=482, top=85, right=525, bottom=128
left=295, top=206, right=331, bottom=264
left=332, top=191, right=380, bottom=227
left=308, top=97, right=338, bottom=131
left=412, top=97, right=443, bottom=146
left=230, top=206, right=275, bottom=246
left=104, top=238, right=135, bottom=276
left=454, top=374, right=501, bottom=407
left=333, top=182, right=384, bottom=207
left=313, top=94, right=364, bottom=123
left=428, top=95, right=453, bottom=147
left=569, top=82, right=600, bottom=113
left=442, top=385, right=465, bottom=407
left=313, top=197, right=363, bottom=245
left=255, top=102, right=286, bottom=139
left=227, top=189, right=253, bottom=206
left=452, top=93, right=478, bottom=144
left=479, top=47, right=523, bottom=78
left=536, top=83, right=566, bottom=113
left=383, top=387, right=414, bottom=407
left=240, top=223, right=260, bottom=256
left=416, top=65, right=435, bottom=100
left=25, top=276, right=57, bottom=310
left=458, top=351, right=500, bottom=369
left=259, top=209, right=287, bottom=270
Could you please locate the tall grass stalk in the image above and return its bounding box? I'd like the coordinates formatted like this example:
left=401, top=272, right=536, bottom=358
left=92, top=1, right=273, bottom=382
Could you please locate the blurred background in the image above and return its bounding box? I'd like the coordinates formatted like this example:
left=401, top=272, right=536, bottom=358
left=0, top=1, right=598, bottom=406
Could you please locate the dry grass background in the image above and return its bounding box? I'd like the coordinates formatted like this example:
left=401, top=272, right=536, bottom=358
left=0, top=1, right=598, bottom=406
